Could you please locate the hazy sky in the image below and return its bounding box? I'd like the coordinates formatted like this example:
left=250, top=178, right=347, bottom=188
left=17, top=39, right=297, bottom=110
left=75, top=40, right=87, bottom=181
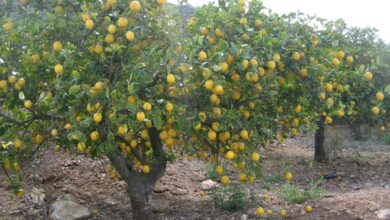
left=168, top=0, right=390, bottom=43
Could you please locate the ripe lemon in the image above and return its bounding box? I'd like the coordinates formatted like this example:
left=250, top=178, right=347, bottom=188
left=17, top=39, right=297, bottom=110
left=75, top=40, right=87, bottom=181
left=364, top=72, right=373, bottom=80
left=81, top=13, right=90, bottom=22
left=126, top=31, right=135, bottom=41
left=337, top=109, right=345, bottom=118
left=51, top=129, right=58, bottom=137
left=130, top=1, right=141, bottom=12
left=94, top=81, right=104, bottom=92
left=54, top=64, right=64, bottom=75
left=325, top=116, right=333, bottom=125
left=165, top=102, right=173, bottom=112
left=256, top=207, right=264, bottom=216
left=3, top=22, right=13, bottom=31
left=35, top=134, right=44, bottom=144
left=143, top=102, right=152, bottom=112
left=213, top=85, right=224, bottom=95
left=136, top=112, right=146, bottom=122
left=372, top=107, right=380, bottom=115
left=305, top=205, right=313, bottom=213
left=295, top=104, right=302, bottom=114
left=118, top=125, right=128, bottom=136
left=90, top=131, right=100, bottom=141
left=251, top=152, right=260, bottom=162
left=216, top=165, right=224, bottom=174
left=325, top=83, right=333, bottom=93
left=242, top=59, right=249, bottom=69
left=225, top=150, right=235, bottom=160
left=142, top=165, right=151, bottom=174
left=347, top=56, right=354, bottom=65
left=267, top=61, right=276, bottom=71
left=376, top=92, right=384, bottom=101
left=239, top=17, right=247, bottom=25
left=105, top=34, right=115, bottom=44
left=199, top=51, right=207, bottom=61
left=204, top=79, right=214, bottom=91
left=15, top=138, right=22, bottom=149
left=0, top=80, right=7, bottom=89
left=292, top=52, right=301, bottom=61
left=285, top=171, right=293, bottom=182
left=157, top=0, right=167, bottom=5
left=107, top=24, right=116, bottom=34
left=94, top=45, right=103, bottom=54
left=24, top=100, right=32, bottom=109
left=64, top=123, right=72, bottom=130
left=280, top=209, right=287, bottom=217
left=332, top=58, right=340, bottom=67
left=220, top=176, right=230, bottom=186
left=255, top=19, right=263, bottom=27
left=93, top=113, right=103, bottom=123
left=8, top=76, right=17, bottom=84
left=167, top=74, right=175, bottom=85
left=85, top=19, right=94, bottom=30
left=118, top=17, right=129, bottom=27
left=53, top=41, right=62, bottom=52
left=240, top=129, right=249, bottom=140
left=208, top=130, right=217, bottom=141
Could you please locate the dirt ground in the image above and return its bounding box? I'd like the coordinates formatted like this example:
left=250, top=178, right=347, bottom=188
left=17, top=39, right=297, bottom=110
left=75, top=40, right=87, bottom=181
left=0, top=134, right=389, bottom=220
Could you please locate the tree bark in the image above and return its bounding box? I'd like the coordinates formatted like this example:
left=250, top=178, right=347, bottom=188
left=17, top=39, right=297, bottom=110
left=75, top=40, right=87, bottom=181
left=314, top=116, right=326, bottom=162
left=107, top=127, right=167, bottom=220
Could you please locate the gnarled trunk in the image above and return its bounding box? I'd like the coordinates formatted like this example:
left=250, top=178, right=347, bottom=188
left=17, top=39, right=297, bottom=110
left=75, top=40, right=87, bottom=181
left=314, top=116, right=326, bottom=162
left=107, top=127, right=167, bottom=220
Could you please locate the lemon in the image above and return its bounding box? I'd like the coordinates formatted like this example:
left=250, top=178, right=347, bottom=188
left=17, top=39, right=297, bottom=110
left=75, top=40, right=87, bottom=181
left=24, top=100, right=32, bottom=109
left=225, top=150, right=235, bottom=160
left=216, top=165, right=224, bottom=174
left=267, top=61, right=276, bottom=71
left=292, top=52, right=301, bottom=61
left=239, top=17, right=247, bottom=25
left=325, top=83, right=333, bottom=93
left=325, top=116, right=333, bottom=125
left=143, top=102, right=152, bottom=112
left=165, top=102, right=173, bottom=112
left=167, top=74, right=175, bottom=85
left=240, top=129, right=249, bottom=140
left=364, top=71, right=373, bottom=80
left=157, top=0, right=167, bottom=5
left=332, top=58, right=340, bottom=67
left=347, top=56, right=354, bottom=65
left=3, top=22, right=13, bottom=31
left=107, top=24, right=116, bottom=34
left=142, top=165, right=151, bottom=174
left=81, top=13, right=91, bottom=22
left=53, top=41, right=62, bottom=52
left=118, top=17, right=129, bottom=27
left=242, top=59, right=249, bottom=69
left=54, top=64, right=64, bottom=75
left=305, top=205, right=313, bottom=213
left=208, top=130, right=217, bottom=141
left=285, top=171, right=293, bottom=182
left=199, top=51, right=207, bottom=61
left=376, top=92, right=384, bottom=101
left=105, top=34, right=115, bottom=44
left=14, top=138, right=22, bottom=149
left=93, top=113, right=103, bottom=123
left=51, top=129, right=58, bottom=137
left=239, top=173, right=247, bottom=182
left=130, top=1, right=141, bottom=12
left=0, top=80, right=7, bottom=89
left=85, top=19, right=94, bottom=30
left=35, top=134, right=44, bottom=144
left=251, top=152, right=260, bottom=161
left=64, top=123, right=72, bottom=130
left=280, top=209, right=287, bottom=217
left=90, top=131, right=100, bottom=141
left=136, top=112, right=146, bottom=122
left=256, top=207, right=264, bottom=216
left=295, top=104, right=302, bottom=114
left=204, top=80, right=214, bottom=91
left=372, top=106, right=380, bottom=115
left=118, top=125, right=128, bottom=136
left=220, top=176, right=230, bottom=186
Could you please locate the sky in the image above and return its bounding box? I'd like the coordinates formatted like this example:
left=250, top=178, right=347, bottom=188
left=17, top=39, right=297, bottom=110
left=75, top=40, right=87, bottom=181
left=169, top=0, right=390, bottom=43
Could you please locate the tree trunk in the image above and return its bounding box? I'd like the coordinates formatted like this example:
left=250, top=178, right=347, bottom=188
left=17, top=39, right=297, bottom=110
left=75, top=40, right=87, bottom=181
left=107, top=127, right=167, bottom=220
left=314, top=116, right=326, bottom=162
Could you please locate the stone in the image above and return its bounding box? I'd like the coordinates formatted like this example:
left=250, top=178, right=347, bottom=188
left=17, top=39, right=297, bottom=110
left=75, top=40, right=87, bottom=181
left=166, top=168, right=175, bottom=176
left=192, top=172, right=207, bottom=182
left=377, top=209, right=390, bottom=219
left=30, top=188, right=46, bottom=204
left=201, top=179, right=219, bottom=191
left=152, top=200, right=170, bottom=213
left=49, top=195, right=91, bottom=220
left=171, top=188, right=188, bottom=196
left=240, top=214, right=248, bottom=220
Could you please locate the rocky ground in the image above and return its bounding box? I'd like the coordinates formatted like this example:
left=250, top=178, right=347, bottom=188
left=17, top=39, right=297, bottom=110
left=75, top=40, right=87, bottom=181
left=1, top=134, right=389, bottom=220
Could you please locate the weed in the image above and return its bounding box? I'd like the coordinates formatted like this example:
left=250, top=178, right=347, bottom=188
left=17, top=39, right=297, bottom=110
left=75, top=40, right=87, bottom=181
left=281, top=179, right=325, bottom=204
left=210, top=184, right=248, bottom=212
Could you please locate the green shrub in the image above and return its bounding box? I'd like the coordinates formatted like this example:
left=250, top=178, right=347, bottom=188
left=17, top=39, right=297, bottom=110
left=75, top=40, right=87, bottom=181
left=381, top=130, right=390, bottom=144
left=210, top=185, right=248, bottom=212
left=281, top=180, right=325, bottom=204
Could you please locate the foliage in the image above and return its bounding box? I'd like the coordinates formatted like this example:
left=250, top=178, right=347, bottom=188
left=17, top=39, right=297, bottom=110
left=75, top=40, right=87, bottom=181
left=210, top=184, right=248, bottom=212
left=281, top=179, right=325, bottom=204
left=381, top=130, right=390, bottom=145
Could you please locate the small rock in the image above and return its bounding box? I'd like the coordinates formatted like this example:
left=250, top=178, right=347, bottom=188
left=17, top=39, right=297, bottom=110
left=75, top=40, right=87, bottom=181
left=171, top=188, right=188, bottom=196
left=192, top=172, right=207, bottom=182
left=50, top=195, right=91, bottom=220
left=201, top=179, right=219, bottom=191
left=30, top=188, right=46, bottom=204
left=166, top=168, right=175, bottom=176
left=152, top=200, right=170, bottom=213
left=154, top=185, right=169, bottom=193
left=377, top=209, right=390, bottom=219
left=240, top=214, right=248, bottom=220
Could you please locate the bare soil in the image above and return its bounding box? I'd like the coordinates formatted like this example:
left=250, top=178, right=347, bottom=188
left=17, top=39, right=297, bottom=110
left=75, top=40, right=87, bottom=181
left=1, top=134, right=389, bottom=220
